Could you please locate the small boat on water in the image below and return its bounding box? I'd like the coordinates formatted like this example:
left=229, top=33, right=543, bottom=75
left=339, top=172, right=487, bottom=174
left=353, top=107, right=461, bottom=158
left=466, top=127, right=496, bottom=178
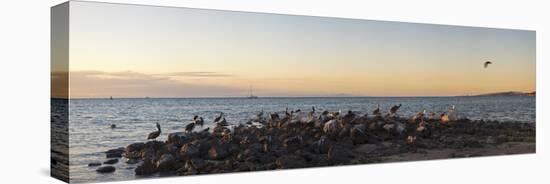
left=247, top=86, right=259, bottom=99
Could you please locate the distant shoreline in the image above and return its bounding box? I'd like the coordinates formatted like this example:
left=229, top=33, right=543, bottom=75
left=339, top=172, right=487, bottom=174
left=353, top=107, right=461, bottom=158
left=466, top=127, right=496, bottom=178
left=59, top=94, right=536, bottom=100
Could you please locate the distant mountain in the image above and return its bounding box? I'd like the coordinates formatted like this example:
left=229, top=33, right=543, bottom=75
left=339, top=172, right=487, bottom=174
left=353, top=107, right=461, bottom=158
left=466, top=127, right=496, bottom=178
left=473, top=91, right=535, bottom=97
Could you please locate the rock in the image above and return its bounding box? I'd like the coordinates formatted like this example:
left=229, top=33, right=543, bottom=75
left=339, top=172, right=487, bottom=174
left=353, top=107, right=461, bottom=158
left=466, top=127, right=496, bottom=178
left=209, top=144, right=229, bottom=160
left=313, top=136, right=331, bottom=154
left=167, top=132, right=193, bottom=146
left=105, top=147, right=125, bottom=158
left=180, top=143, right=200, bottom=159
left=276, top=155, right=307, bottom=169
left=259, top=154, right=276, bottom=164
left=355, top=144, right=378, bottom=155
left=103, top=158, right=119, bottom=165
left=88, top=162, right=102, bottom=167
left=125, top=142, right=145, bottom=159
left=156, top=154, right=177, bottom=172
left=350, top=124, right=368, bottom=144
left=125, top=158, right=140, bottom=164
left=228, top=143, right=240, bottom=155
left=135, top=159, right=157, bottom=176
left=327, top=146, right=354, bottom=164
left=283, top=136, right=303, bottom=152
left=189, top=158, right=208, bottom=171
left=96, top=166, right=116, bottom=173
left=486, top=136, right=497, bottom=144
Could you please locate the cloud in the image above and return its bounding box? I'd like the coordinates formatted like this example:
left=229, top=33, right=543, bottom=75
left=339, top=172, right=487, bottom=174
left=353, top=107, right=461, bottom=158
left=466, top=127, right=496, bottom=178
left=154, top=72, right=235, bottom=78
left=68, top=70, right=245, bottom=98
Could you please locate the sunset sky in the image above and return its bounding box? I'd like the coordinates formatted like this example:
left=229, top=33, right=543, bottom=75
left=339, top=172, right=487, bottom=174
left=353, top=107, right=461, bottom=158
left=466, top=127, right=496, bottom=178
left=65, top=1, right=535, bottom=98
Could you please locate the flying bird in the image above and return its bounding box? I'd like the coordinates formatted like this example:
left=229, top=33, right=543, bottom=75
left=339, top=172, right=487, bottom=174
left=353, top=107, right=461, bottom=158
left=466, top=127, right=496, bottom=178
left=484, top=61, right=492, bottom=68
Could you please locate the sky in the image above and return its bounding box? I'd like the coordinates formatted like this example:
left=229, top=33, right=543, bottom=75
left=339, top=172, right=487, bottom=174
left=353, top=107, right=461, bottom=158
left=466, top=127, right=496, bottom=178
left=63, top=1, right=536, bottom=98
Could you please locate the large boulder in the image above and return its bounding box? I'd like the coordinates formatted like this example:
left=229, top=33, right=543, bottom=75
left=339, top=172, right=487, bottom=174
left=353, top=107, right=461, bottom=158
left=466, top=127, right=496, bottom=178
left=135, top=159, right=157, bottom=176
left=125, top=143, right=145, bottom=159
left=180, top=143, right=200, bottom=159
left=312, top=136, right=331, bottom=154
left=167, top=132, right=193, bottom=146
left=156, top=154, right=177, bottom=172
left=327, top=145, right=355, bottom=164
left=209, top=144, right=229, bottom=160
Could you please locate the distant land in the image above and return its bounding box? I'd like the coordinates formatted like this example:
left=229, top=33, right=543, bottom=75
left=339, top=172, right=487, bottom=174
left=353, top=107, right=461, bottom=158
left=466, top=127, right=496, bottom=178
left=470, top=91, right=536, bottom=97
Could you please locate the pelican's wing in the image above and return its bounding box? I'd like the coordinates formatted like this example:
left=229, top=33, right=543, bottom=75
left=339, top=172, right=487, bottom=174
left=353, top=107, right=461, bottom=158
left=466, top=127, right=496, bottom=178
left=484, top=61, right=492, bottom=68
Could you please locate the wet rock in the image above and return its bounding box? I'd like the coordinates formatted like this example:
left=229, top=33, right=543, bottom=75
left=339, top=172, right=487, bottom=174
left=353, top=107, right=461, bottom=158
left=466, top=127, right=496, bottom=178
left=350, top=124, right=368, bottom=144
left=167, top=132, right=192, bottom=146
left=96, top=166, right=116, bottom=173
left=283, top=136, right=303, bottom=152
left=259, top=154, right=277, bottom=164
left=103, top=158, right=119, bottom=165
left=228, top=143, right=240, bottom=155
left=88, top=162, right=102, bottom=167
left=312, top=136, right=331, bottom=154
left=327, top=146, right=354, bottom=164
left=355, top=144, right=378, bottom=155
left=156, top=154, right=177, bottom=172
left=276, top=155, right=307, bottom=169
left=189, top=158, right=208, bottom=171
left=105, top=147, right=125, bottom=158
left=180, top=144, right=200, bottom=159
left=135, top=159, right=157, bottom=176
left=125, top=142, right=145, bottom=159
left=209, top=144, right=229, bottom=160
left=125, top=158, right=140, bottom=164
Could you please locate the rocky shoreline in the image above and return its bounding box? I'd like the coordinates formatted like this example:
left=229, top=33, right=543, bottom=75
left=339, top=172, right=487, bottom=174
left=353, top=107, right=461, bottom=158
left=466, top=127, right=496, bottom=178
left=90, top=109, right=536, bottom=177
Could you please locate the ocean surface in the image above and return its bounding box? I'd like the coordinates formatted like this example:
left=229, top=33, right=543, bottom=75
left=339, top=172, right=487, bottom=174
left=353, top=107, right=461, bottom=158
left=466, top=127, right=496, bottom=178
left=62, top=96, right=535, bottom=183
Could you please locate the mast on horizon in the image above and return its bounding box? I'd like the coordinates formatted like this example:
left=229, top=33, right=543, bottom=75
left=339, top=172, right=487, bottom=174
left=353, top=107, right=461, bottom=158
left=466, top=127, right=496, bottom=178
left=247, top=86, right=259, bottom=99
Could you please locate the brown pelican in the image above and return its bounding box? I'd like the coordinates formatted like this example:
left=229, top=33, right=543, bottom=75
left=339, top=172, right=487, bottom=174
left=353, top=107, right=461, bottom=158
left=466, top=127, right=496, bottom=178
left=257, top=109, right=264, bottom=119
left=389, top=104, right=402, bottom=116
left=185, top=122, right=195, bottom=133
left=308, top=106, right=316, bottom=119
left=216, top=117, right=228, bottom=127
left=372, top=104, right=381, bottom=116
left=323, top=119, right=339, bottom=135
left=411, top=110, right=426, bottom=123
left=214, top=112, right=224, bottom=123
left=484, top=61, right=492, bottom=68
left=194, top=116, right=204, bottom=127
left=147, top=123, right=161, bottom=140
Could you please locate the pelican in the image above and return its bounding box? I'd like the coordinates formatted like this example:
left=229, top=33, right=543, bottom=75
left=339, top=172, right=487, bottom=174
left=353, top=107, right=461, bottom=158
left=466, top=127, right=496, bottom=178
left=147, top=123, right=161, bottom=140
left=308, top=106, right=316, bottom=118
left=294, top=109, right=301, bottom=113
left=484, top=61, right=492, bottom=68
left=194, top=116, right=204, bottom=127
left=214, top=112, right=224, bottom=123
left=185, top=122, right=195, bottom=132
left=447, top=105, right=457, bottom=120
left=372, top=104, right=381, bottom=116
left=389, top=104, right=402, bottom=116
left=217, top=117, right=228, bottom=127
left=412, top=110, right=426, bottom=123
left=257, top=109, right=264, bottom=119
left=344, top=110, right=356, bottom=120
